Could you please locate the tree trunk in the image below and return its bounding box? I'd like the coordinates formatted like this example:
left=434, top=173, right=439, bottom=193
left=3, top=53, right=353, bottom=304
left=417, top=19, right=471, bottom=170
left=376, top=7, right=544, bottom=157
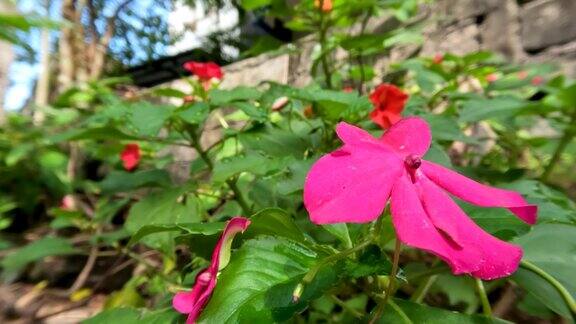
left=0, top=0, right=16, bottom=124
left=57, top=0, right=76, bottom=93
left=33, top=0, right=53, bottom=125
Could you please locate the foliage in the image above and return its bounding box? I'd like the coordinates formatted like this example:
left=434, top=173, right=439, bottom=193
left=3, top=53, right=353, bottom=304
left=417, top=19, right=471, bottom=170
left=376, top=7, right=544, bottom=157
left=1, top=0, right=576, bottom=323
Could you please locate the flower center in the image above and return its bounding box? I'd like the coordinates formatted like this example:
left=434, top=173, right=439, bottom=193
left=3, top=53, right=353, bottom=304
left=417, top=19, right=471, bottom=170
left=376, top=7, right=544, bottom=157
left=404, top=154, right=422, bottom=170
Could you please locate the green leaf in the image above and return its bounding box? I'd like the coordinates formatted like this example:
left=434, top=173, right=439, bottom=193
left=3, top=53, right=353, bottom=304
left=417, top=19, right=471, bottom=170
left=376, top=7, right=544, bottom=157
left=462, top=204, right=530, bottom=241
left=130, top=103, right=175, bottom=136
left=50, top=126, right=139, bottom=143
left=99, top=170, right=172, bottom=194
left=322, top=224, right=352, bottom=248
left=1, top=237, right=79, bottom=272
left=247, top=208, right=306, bottom=242
left=459, top=97, right=529, bottom=123
left=177, top=102, right=210, bottom=125
left=209, top=87, right=261, bottom=105
left=83, top=308, right=177, bottom=324
left=513, top=223, right=576, bottom=318
left=125, top=188, right=203, bottom=252
left=239, top=125, right=311, bottom=158
left=151, top=87, right=186, bottom=98
left=200, top=236, right=321, bottom=323
left=230, top=102, right=268, bottom=122
left=212, top=154, right=284, bottom=182
left=83, top=308, right=140, bottom=324
left=129, top=222, right=225, bottom=246
left=344, top=245, right=392, bottom=279
left=378, top=298, right=509, bottom=323
left=240, top=0, right=271, bottom=10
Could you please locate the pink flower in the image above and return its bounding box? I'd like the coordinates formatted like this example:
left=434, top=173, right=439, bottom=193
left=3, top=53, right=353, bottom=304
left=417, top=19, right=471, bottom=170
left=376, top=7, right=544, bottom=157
left=531, top=75, right=544, bottom=86
left=486, top=73, right=498, bottom=83
left=183, top=61, right=223, bottom=81
left=120, top=144, right=140, bottom=171
left=173, top=217, right=250, bottom=323
left=303, top=117, right=537, bottom=280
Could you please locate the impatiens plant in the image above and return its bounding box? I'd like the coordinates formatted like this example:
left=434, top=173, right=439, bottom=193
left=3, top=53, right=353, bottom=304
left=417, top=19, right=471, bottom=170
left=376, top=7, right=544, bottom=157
left=2, top=2, right=576, bottom=324
left=304, top=117, right=536, bottom=279
left=173, top=217, right=250, bottom=323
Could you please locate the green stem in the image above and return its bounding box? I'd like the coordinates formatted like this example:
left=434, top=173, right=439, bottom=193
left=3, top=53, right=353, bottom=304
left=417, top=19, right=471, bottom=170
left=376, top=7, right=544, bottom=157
left=370, top=239, right=402, bottom=324
left=388, top=299, right=414, bottom=324
left=329, top=295, right=363, bottom=319
left=302, top=240, right=372, bottom=284
left=541, top=107, right=576, bottom=180
left=475, top=278, right=492, bottom=317
left=187, top=126, right=251, bottom=215
left=520, top=260, right=576, bottom=315
left=410, top=275, right=437, bottom=303
left=318, top=2, right=332, bottom=89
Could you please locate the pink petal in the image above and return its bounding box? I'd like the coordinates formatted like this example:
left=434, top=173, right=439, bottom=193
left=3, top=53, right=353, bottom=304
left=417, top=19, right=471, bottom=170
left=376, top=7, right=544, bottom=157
left=381, top=117, right=431, bottom=157
left=304, top=145, right=402, bottom=224
left=418, top=176, right=523, bottom=280
left=173, top=291, right=199, bottom=314
left=421, top=161, right=537, bottom=224
left=212, top=217, right=251, bottom=271
left=390, top=173, right=482, bottom=275
left=335, top=122, right=388, bottom=150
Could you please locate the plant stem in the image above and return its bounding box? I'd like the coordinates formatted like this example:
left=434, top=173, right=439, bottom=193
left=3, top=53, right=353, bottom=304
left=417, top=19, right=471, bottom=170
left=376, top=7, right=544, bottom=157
left=520, top=260, right=576, bottom=315
left=318, top=1, right=332, bottom=89
left=302, top=240, right=372, bottom=285
left=370, top=239, right=402, bottom=324
left=410, top=274, right=437, bottom=303
left=475, top=278, right=492, bottom=317
left=187, top=126, right=251, bottom=215
left=388, top=299, right=414, bottom=324
left=329, top=295, right=363, bottom=319
left=541, top=107, right=576, bottom=180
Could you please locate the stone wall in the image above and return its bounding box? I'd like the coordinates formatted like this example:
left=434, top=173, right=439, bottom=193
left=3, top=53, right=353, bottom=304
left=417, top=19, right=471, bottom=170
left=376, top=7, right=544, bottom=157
left=202, top=0, right=576, bottom=91
left=423, top=0, right=576, bottom=76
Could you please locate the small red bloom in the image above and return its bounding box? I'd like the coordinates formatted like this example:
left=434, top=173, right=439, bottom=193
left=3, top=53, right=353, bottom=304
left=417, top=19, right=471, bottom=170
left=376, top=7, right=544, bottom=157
left=531, top=75, right=544, bottom=86
left=517, top=70, right=528, bottom=80
left=343, top=86, right=355, bottom=93
left=314, top=0, right=332, bottom=12
left=120, top=144, right=140, bottom=171
left=433, top=53, right=444, bottom=64
left=369, top=84, right=409, bottom=129
left=60, top=195, right=76, bottom=211
left=183, top=61, right=223, bottom=81
left=173, top=217, right=250, bottom=324
left=486, top=73, right=498, bottom=83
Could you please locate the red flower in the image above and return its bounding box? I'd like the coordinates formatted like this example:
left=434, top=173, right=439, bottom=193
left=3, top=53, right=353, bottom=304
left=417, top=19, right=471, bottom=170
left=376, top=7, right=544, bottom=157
left=314, top=0, right=332, bottom=12
left=173, top=217, right=250, bottom=323
left=120, top=144, right=140, bottom=171
left=369, top=84, right=409, bottom=129
left=486, top=73, right=498, bottom=83
left=343, top=86, right=354, bottom=93
left=183, top=61, right=223, bottom=81
left=531, top=75, right=544, bottom=86
left=433, top=53, right=444, bottom=64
